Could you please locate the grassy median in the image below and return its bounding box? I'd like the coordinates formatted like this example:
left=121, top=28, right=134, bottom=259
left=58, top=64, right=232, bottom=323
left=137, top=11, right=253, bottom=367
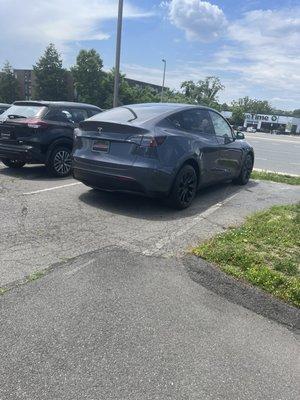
left=251, top=170, right=300, bottom=185
left=193, top=204, right=300, bottom=308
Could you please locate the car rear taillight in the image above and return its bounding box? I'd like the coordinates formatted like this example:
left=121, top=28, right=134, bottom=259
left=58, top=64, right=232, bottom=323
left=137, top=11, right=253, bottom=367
left=26, top=119, right=49, bottom=129
left=140, top=136, right=166, bottom=147
left=129, top=135, right=167, bottom=158
left=128, top=135, right=166, bottom=147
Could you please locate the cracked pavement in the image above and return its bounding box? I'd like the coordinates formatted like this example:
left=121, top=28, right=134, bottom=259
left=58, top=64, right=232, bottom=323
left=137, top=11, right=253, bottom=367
left=1, top=163, right=299, bottom=286
left=0, top=162, right=300, bottom=399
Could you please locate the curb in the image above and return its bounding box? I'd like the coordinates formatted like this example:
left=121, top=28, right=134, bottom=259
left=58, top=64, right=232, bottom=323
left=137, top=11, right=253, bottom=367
left=183, top=255, right=300, bottom=331
left=253, top=168, right=300, bottom=178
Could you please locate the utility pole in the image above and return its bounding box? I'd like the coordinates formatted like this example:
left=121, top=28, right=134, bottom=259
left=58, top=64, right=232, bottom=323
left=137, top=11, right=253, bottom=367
left=113, top=0, right=124, bottom=108
left=161, top=59, right=166, bottom=102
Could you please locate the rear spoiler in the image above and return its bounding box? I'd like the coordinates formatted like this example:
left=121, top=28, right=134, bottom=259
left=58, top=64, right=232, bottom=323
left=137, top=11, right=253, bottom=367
left=79, top=120, right=147, bottom=134
left=13, top=101, right=48, bottom=107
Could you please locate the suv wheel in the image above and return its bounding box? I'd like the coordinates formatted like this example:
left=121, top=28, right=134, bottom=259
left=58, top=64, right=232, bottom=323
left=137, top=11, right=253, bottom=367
left=1, top=159, right=26, bottom=169
left=167, top=165, right=197, bottom=209
left=47, top=146, right=72, bottom=177
left=233, top=154, right=253, bottom=185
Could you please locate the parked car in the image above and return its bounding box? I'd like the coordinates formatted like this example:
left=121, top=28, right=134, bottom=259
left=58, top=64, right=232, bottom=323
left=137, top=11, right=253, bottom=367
left=72, top=103, right=254, bottom=209
left=246, top=126, right=256, bottom=133
left=0, top=101, right=102, bottom=176
left=271, top=129, right=286, bottom=135
left=0, top=103, right=10, bottom=115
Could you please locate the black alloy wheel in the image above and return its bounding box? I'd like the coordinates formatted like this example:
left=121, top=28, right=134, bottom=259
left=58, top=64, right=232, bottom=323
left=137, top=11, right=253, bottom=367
left=168, top=165, right=197, bottom=209
left=233, top=154, right=253, bottom=185
left=47, top=146, right=72, bottom=177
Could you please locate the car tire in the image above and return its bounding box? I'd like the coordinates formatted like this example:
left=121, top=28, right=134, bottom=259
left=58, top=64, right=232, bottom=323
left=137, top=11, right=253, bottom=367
left=1, top=159, right=26, bottom=169
left=46, top=146, right=72, bottom=177
left=167, top=165, right=197, bottom=210
left=233, top=154, right=253, bottom=185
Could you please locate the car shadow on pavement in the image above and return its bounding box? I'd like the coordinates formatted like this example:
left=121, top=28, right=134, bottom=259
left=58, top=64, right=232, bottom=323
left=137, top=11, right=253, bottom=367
left=0, top=164, right=71, bottom=182
left=78, top=180, right=259, bottom=221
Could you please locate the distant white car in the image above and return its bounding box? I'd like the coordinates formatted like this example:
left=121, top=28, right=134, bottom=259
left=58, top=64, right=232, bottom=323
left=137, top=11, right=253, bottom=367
left=247, top=127, right=256, bottom=133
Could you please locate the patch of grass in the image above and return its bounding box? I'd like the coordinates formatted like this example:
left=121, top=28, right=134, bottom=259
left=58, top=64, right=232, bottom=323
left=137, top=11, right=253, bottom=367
left=0, top=287, right=8, bottom=295
left=193, top=204, right=300, bottom=307
left=252, top=170, right=300, bottom=185
left=27, top=271, right=46, bottom=282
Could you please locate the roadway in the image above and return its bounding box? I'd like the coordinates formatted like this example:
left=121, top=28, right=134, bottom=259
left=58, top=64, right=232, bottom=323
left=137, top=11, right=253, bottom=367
left=245, top=132, right=300, bottom=175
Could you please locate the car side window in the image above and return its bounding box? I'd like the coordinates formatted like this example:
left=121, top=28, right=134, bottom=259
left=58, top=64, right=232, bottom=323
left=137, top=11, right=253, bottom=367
left=45, top=108, right=74, bottom=123
left=88, top=109, right=101, bottom=117
left=70, top=108, right=88, bottom=123
left=209, top=111, right=233, bottom=139
left=168, top=109, right=214, bottom=135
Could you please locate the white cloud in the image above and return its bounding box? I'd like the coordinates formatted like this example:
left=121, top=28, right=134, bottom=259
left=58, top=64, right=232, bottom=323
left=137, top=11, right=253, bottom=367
left=0, top=0, right=153, bottom=66
left=160, top=3, right=300, bottom=108
left=224, top=8, right=300, bottom=104
left=124, top=4, right=300, bottom=110
left=167, top=0, right=228, bottom=42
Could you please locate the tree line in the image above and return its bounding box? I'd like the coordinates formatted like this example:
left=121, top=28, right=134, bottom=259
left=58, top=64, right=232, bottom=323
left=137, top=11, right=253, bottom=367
left=0, top=43, right=299, bottom=124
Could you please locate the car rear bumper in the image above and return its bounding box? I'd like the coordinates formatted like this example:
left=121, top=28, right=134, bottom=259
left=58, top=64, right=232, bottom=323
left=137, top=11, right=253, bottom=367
left=0, top=142, right=43, bottom=163
left=72, top=157, right=172, bottom=198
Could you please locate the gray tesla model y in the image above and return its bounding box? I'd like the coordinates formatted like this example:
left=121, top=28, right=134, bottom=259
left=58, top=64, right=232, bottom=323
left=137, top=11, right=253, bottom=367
left=72, top=103, right=254, bottom=209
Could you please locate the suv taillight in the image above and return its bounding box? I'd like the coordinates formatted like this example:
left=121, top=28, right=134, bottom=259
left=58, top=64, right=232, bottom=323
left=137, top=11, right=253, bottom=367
left=129, top=135, right=167, bottom=158
left=140, top=136, right=166, bottom=147
left=26, top=119, right=49, bottom=129
left=128, top=135, right=166, bottom=147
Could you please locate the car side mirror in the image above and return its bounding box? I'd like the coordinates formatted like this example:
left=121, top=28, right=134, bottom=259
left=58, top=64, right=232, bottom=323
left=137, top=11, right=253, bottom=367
left=235, top=131, right=245, bottom=140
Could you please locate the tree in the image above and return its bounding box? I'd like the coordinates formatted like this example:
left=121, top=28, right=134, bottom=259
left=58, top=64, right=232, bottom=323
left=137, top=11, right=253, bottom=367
left=181, top=76, right=225, bottom=107
left=230, top=96, right=275, bottom=125
left=0, top=61, right=20, bottom=103
left=33, top=43, right=68, bottom=100
left=71, top=49, right=104, bottom=106
left=98, top=69, right=161, bottom=109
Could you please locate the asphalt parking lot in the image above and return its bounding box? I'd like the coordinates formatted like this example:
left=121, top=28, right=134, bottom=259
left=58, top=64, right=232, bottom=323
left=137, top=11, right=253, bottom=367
left=1, top=162, right=299, bottom=286
left=1, top=247, right=299, bottom=400
left=245, top=132, right=300, bottom=175
left=1, top=154, right=300, bottom=399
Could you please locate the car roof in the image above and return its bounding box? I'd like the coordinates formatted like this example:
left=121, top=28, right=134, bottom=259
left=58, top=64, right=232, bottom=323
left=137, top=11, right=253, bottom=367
left=0, top=103, right=11, bottom=107
left=13, top=100, right=101, bottom=110
left=127, top=103, right=212, bottom=111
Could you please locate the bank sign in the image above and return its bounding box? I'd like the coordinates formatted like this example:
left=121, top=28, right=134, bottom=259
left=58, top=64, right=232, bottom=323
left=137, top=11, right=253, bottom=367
left=245, top=113, right=279, bottom=123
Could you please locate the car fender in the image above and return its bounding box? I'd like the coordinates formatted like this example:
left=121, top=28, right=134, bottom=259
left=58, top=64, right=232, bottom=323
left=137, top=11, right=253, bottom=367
left=45, top=137, right=73, bottom=163
left=173, top=153, right=202, bottom=187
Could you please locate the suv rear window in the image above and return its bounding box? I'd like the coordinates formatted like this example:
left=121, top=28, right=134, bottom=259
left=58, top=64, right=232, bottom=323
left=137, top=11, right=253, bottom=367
left=0, top=105, right=46, bottom=119
left=89, top=106, right=170, bottom=124
left=89, top=107, right=135, bottom=123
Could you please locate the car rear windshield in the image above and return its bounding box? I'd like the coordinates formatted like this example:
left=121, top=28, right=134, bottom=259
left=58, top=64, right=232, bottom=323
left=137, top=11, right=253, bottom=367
left=0, top=105, right=47, bottom=119
left=88, top=106, right=171, bottom=124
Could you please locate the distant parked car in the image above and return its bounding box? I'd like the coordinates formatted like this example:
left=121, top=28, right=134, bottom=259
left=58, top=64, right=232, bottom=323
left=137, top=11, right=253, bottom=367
left=0, top=103, right=10, bottom=115
left=0, top=101, right=102, bottom=176
left=73, top=103, right=254, bottom=209
left=271, top=129, right=285, bottom=135
left=246, top=126, right=256, bottom=133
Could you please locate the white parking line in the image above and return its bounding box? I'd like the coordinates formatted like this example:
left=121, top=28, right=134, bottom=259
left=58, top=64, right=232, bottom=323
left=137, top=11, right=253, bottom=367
left=23, top=182, right=82, bottom=195
left=143, top=191, right=240, bottom=256
left=255, top=157, right=268, bottom=161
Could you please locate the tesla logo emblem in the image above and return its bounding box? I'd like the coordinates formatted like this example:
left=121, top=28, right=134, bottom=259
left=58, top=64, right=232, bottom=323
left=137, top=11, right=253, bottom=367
left=98, top=127, right=103, bottom=134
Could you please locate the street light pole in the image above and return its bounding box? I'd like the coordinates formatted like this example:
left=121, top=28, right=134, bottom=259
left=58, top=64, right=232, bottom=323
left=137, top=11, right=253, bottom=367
left=113, top=0, right=124, bottom=108
left=161, top=59, right=166, bottom=102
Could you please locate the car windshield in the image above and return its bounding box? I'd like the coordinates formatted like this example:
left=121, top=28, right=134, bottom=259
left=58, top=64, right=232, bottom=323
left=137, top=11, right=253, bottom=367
left=0, top=105, right=47, bottom=119
left=88, top=105, right=172, bottom=124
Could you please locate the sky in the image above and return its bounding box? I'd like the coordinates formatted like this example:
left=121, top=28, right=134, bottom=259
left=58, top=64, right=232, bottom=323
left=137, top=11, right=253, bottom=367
left=0, top=0, right=299, bottom=110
